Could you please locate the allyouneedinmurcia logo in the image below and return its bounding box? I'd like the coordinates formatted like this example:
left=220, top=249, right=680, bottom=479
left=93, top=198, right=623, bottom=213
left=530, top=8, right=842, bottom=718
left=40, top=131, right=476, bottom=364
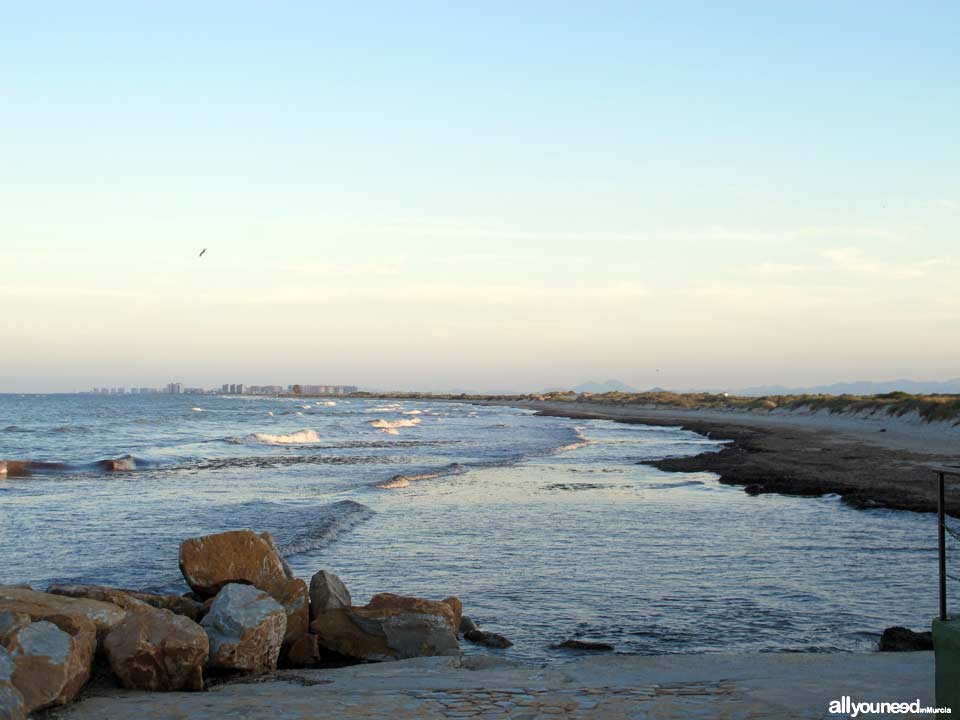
left=829, top=696, right=951, bottom=716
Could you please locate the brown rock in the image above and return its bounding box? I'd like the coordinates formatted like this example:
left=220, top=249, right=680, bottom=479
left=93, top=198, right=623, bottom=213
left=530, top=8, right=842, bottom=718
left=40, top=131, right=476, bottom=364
left=284, top=633, right=320, bottom=667
left=272, top=578, right=309, bottom=647
left=464, top=629, right=513, bottom=648
left=0, top=646, right=26, bottom=720
left=311, top=592, right=458, bottom=661
left=1, top=619, right=93, bottom=713
left=259, top=532, right=295, bottom=579
left=47, top=584, right=203, bottom=622
left=0, top=587, right=124, bottom=648
left=308, top=571, right=351, bottom=620
left=201, top=584, right=286, bottom=672
left=179, top=530, right=288, bottom=599
left=104, top=608, right=208, bottom=691
left=441, top=596, right=462, bottom=631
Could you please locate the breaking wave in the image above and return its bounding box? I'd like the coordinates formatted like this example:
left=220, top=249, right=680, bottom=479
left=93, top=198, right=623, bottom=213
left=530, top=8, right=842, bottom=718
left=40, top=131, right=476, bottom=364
left=374, top=464, right=466, bottom=490
left=279, top=500, right=375, bottom=556
left=552, top=426, right=591, bottom=454
left=229, top=429, right=322, bottom=445
left=368, top=418, right=422, bottom=429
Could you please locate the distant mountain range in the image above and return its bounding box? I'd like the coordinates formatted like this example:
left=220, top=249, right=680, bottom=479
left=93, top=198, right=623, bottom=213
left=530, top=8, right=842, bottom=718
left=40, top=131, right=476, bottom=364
left=540, top=379, right=639, bottom=394
left=737, top=378, right=960, bottom=396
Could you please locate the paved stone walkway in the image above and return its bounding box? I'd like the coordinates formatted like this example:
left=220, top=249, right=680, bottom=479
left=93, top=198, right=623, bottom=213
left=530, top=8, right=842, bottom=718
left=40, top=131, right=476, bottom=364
left=46, top=652, right=936, bottom=720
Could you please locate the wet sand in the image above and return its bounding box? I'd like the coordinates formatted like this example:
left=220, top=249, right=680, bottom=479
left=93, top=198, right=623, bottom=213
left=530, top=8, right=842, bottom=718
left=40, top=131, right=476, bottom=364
left=492, top=401, right=960, bottom=515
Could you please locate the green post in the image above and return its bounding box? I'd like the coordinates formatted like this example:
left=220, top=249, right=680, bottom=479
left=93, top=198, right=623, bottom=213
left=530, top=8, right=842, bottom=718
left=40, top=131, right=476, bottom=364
left=934, top=618, right=960, bottom=712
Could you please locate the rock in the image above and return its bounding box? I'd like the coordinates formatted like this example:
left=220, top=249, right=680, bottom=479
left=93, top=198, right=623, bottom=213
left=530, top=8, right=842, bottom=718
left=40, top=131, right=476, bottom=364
left=744, top=484, right=764, bottom=496
left=98, top=455, right=137, bottom=472
left=311, top=592, right=459, bottom=661
left=552, top=639, right=614, bottom=651
left=47, top=584, right=203, bottom=622
left=201, top=584, right=286, bottom=672
left=0, top=648, right=25, bottom=720
left=464, top=629, right=513, bottom=648
left=284, top=633, right=320, bottom=667
left=0, top=586, right=125, bottom=647
left=179, top=530, right=289, bottom=599
left=104, top=608, right=208, bottom=691
left=441, top=596, right=462, bottom=631
left=308, top=571, right=351, bottom=620
left=272, top=578, right=309, bottom=647
left=459, top=616, right=478, bottom=634
left=1, top=619, right=93, bottom=713
left=259, top=532, right=294, bottom=580
left=879, top=626, right=933, bottom=652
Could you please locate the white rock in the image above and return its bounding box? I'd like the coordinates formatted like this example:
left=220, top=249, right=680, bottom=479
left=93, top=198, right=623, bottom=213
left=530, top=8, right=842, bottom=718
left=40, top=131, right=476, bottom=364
left=201, top=584, right=286, bottom=672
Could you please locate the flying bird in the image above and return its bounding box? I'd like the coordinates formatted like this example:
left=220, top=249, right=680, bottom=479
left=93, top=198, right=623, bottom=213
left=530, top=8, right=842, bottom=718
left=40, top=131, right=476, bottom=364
left=199, top=248, right=206, bottom=258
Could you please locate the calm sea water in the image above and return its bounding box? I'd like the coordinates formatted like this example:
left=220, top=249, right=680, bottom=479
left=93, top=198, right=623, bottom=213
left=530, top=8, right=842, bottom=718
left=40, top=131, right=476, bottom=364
left=0, top=394, right=941, bottom=661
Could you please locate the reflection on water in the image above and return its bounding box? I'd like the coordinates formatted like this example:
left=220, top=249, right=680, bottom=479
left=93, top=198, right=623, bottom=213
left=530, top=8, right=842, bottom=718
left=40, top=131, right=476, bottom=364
left=0, top=394, right=940, bottom=661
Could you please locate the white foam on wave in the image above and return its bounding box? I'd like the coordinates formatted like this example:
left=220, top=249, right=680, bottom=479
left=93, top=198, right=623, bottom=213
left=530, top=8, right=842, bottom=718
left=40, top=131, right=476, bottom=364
left=322, top=401, right=336, bottom=406
left=280, top=500, right=375, bottom=556
left=191, top=407, right=205, bottom=412
left=374, top=464, right=466, bottom=490
left=376, top=476, right=410, bottom=489
left=402, top=410, right=422, bottom=415
left=368, top=418, right=422, bottom=429
left=552, top=426, right=591, bottom=454
left=232, top=429, right=322, bottom=445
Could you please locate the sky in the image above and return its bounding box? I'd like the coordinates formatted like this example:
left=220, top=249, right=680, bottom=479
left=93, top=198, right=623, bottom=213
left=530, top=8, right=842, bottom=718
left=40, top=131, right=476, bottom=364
left=1, top=2, right=958, bottom=393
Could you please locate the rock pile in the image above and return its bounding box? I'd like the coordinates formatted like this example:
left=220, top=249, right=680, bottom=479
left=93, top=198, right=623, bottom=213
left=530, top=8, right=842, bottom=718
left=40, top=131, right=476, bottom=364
left=0, top=528, right=469, bottom=713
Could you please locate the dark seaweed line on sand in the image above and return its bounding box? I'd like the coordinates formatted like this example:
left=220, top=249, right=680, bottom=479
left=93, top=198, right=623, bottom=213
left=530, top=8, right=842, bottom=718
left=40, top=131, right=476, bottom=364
left=531, top=408, right=959, bottom=516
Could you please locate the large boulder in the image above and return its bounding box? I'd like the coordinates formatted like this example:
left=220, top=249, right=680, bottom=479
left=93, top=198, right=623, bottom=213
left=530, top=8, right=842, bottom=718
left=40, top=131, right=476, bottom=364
left=179, top=530, right=289, bottom=599
left=48, top=584, right=203, bottom=621
left=0, top=586, right=125, bottom=647
left=201, top=584, right=286, bottom=672
left=179, top=530, right=307, bottom=646
left=879, top=626, right=933, bottom=651
left=272, top=578, right=309, bottom=647
left=284, top=633, right=320, bottom=667
left=0, top=618, right=93, bottom=714
left=310, top=593, right=459, bottom=661
left=258, top=532, right=295, bottom=579
left=441, top=596, right=462, bottom=631
left=0, top=648, right=25, bottom=720
left=308, top=571, right=351, bottom=620
left=104, top=608, right=208, bottom=691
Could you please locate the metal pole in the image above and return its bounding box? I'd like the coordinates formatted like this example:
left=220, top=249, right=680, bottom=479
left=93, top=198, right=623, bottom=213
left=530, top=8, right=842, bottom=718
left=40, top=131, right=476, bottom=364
left=939, top=472, right=947, bottom=621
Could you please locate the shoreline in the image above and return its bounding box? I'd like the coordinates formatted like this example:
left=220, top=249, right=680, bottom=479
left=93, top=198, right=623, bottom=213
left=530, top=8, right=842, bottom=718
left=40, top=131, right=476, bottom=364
left=479, top=400, right=960, bottom=515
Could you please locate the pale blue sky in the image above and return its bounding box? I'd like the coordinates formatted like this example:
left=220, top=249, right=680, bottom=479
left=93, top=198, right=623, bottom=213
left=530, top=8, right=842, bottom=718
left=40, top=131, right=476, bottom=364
left=2, top=2, right=958, bottom=392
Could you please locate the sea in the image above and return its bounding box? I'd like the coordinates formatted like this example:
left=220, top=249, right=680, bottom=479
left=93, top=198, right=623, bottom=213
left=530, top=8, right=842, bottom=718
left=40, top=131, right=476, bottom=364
left=0, top=393, right=942, bottom=661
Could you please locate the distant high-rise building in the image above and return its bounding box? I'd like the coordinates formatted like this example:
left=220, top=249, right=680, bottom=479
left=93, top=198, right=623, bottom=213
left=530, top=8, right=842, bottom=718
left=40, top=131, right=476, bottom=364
left=221, top=384, right=230, bottom=394
left=166, top=382, right=185, bottom=394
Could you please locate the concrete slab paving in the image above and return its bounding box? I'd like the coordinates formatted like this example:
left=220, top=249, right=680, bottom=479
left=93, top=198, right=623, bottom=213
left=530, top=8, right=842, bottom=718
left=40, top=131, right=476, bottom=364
left=44, top=652, right=936, bottom=720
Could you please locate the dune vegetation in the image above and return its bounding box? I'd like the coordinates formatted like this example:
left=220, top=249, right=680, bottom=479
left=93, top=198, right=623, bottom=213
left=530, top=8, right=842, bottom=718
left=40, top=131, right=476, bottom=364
left=349, top=390, right=960, bottom=423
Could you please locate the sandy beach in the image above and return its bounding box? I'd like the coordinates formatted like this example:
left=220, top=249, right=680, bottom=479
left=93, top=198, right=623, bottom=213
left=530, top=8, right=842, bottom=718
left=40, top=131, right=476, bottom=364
left=488, top=400, right=960, bottom=515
